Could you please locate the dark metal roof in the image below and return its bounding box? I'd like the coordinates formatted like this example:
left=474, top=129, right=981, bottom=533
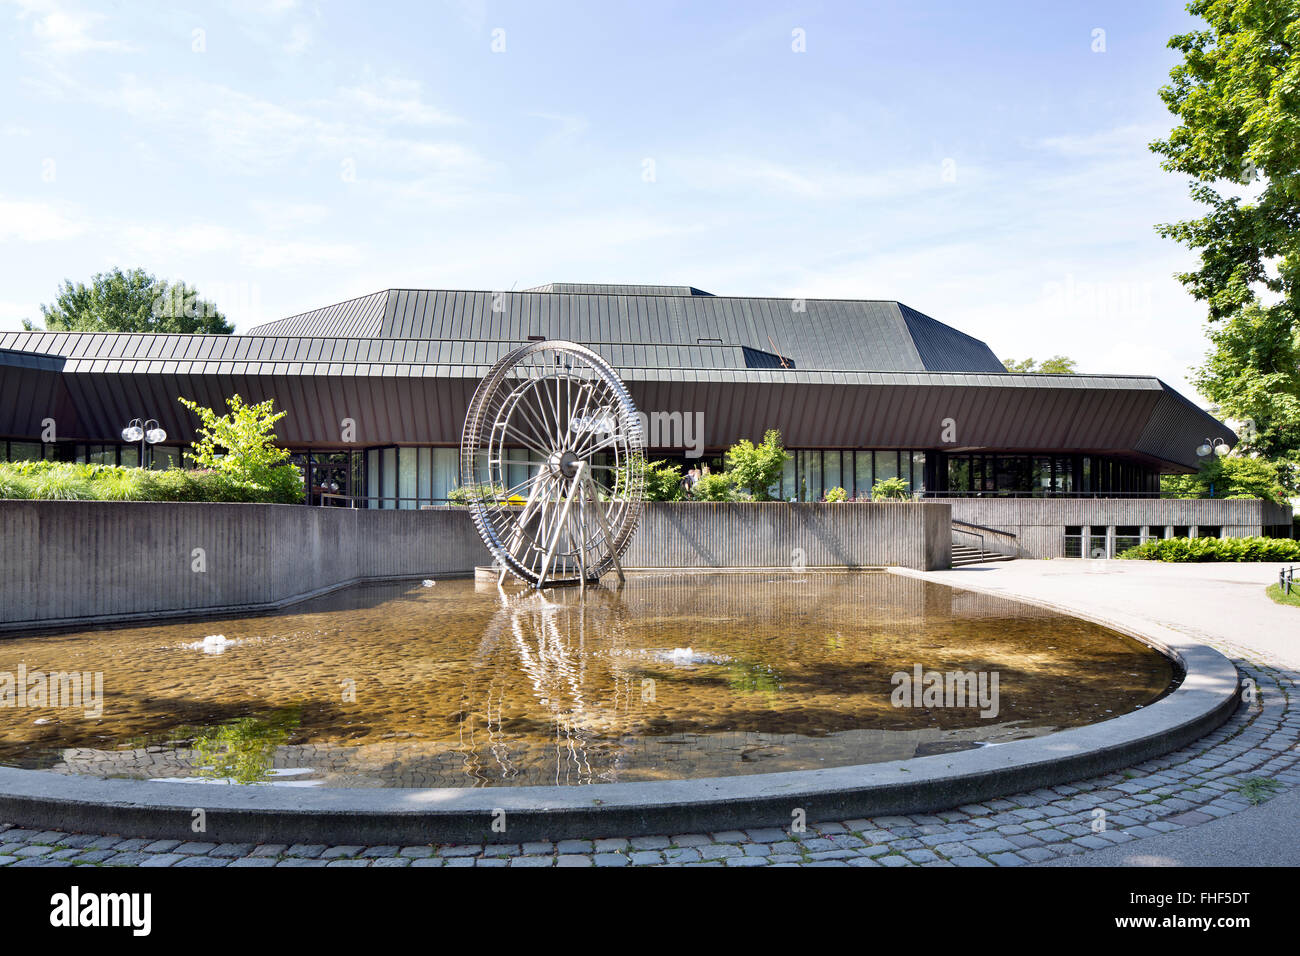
left=240, top=290, right=387, bottom=338
left=245, top=288, right=1006, bottom=374
left=523, top=282, right=714, bottom=296
left=0, top=286, right=1236, bottom=471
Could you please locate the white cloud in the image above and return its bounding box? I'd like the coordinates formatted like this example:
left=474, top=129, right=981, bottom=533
left=6, top=0, right=134, bottom=54
left=0, top=197, right=86, bottom=242
left=336, top=76, right=461, bottom=126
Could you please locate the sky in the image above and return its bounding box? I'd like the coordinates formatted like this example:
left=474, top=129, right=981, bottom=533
left=0, top=0, right=1223, bottom=399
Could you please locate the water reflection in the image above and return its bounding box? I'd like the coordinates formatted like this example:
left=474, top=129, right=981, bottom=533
left=0, top=573, right=1175, bottom=788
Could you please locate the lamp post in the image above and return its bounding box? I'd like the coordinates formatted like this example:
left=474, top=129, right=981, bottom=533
left=1195, top=437, right=1229, bottom=498
left=121, top=418, right=167, bottom=468
left=1196, top=438, right=1230, bottom=459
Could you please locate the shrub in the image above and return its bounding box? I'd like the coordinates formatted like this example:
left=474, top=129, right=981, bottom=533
left=0, top=469, right=33, bottom=499
left=615, top=455, right=686, bottom=501
left=92, top=466, right=150, bottom=501
left=179, top=394, right=292, bottom=487
left=0, top=460, right=301, bottom=504
left=870, top=476, right=912, bottom=500
left=447, top=482, right=506, bottom=505
left=691, top=472, right=738, bottom=501
left=724, top=429, right=791, bottom=500
left=1117, top=536, right=1300, bottom=562
left=824, top=486, right=847, bottom=502
left=27, top=467, right=92, bottom=500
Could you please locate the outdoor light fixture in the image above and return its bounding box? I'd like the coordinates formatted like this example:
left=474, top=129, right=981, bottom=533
left=1196, top=438, right=1230, bottom=458
left=122, top=417, right=167, bottom=467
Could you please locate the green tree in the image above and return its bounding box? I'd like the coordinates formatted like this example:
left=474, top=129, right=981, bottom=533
left=178, top=394, right=301, bottom=501
left=723, top=429, right=791, bottom=500
left=691, top=471, right=738, bottom=501
left=1151, top=0, right=1300, bottom=488
left=1002, top=356, right=1078, bottom=373
left=23, top=267, right=234, bottom=333
left=1161, top=453, right=1290, bottom=504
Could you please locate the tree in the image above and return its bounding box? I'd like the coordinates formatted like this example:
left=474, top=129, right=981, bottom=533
left=178, top=394, right=301, bottom=502
left=723, top=429, right=791, bottom=500
left=1151, top=0, right=1300, bottom=489
left=1161, top=453, right=1290, bottom=504
left=1002, top=356, right=1078, bottom=373
left=23, top=267, right=234, bottom=333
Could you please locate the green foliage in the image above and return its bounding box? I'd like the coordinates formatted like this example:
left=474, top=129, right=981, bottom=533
left=27, top=468, right=92, bottom=500
left=24, top=267, right=234, bottom=334
left=691, top=471, right=738, bottom=501
left=723, top=429, right=791, bottom=500
left=1266, top=582, right=1300, bottom=607
left=1002, top=356, right=1078, bottom=373
left=615, top=454, right=685, bottom=501
left=870, top=476, right=913, bottom=500
left=447, top=482, right=506, bottom=505
left=94, top=467, right=150, bottom=501
left=1160, top=454, right=1290, bottom=504
left=1151, top=2, right=1300, bottom=487
left=1117, top=535, right=1300, bottom=562
left=823, top=486, right=847, bottom=502
left=0, top=461, right=301, bottom=504
left=0, top=469, right=32, bottom=499
left=1234, top=777, right=1283, bottom=804
left=182, top=709, right=301, bottom=785
left=179, top=394, right=302, bottom=502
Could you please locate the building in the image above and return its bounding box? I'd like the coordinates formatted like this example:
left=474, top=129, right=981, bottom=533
left=0, top=283, right=1290, bottom=556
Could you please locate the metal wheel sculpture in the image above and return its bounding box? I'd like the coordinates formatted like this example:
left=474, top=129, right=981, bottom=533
left=460, top=340, right=645, bottom=589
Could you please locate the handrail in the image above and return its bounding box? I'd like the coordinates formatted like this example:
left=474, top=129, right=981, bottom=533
left=951, top=527, right=985, bottom=562
left=1283, top=565, right=1297, bottom=596
left=952, top=519, right=1018, bottom=538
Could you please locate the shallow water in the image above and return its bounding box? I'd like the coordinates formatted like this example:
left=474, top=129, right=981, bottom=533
left=0, top=573, right=1174, bottom=788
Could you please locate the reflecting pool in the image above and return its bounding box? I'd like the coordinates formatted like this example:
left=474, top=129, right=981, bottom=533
left=0, top=573, right=1175, bottom=787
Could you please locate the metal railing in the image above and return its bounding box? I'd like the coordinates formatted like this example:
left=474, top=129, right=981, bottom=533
left=953, top=519, right=1018, bottom=560
left=1282, top=566, right=1297, bottom=596
left=952, top=527, right=985, bottom=562
left=318, top=493, right=457, bottom=509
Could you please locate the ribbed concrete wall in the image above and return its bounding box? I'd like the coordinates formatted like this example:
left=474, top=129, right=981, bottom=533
left=0, top=501, right=951, bottom=631
left=935, top=497, right=1292, bottom=559
left=624, top=502, right=950, bottom=571
left=0, top=502, right=492, bottom=633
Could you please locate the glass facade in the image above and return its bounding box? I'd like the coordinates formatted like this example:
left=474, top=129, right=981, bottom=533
left=0, top=440, right=187, bottom=469
left=0, top=437, right=1167, bottom=507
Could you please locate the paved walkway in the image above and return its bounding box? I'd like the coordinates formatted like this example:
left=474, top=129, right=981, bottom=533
left=2, top=561, right=1296, bottom=868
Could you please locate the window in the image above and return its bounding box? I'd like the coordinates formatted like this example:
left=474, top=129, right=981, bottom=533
left=947, top=456, right=970, bottom=494
left=1064, top=526, right=1084, bottom=558
left=1173, top=525, right=1189, bottom=538
left=1114, top=525, right=1142, bottom=554
left=1196, top=526, right=1221, bottom=539
left=823, top=451, right=842, bottom=497
left=912, top=451, right=926, bottom=494
left=875, top=450, right=898, bottom=486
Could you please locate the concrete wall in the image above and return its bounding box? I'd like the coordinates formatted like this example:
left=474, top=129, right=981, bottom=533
left=0, top=500, right=951, bottom=632
left=933, top=497, right=1293, bottom=559
left=0, top=502, right=492, bottom=633
left=624, top=502, right=951, bottom=572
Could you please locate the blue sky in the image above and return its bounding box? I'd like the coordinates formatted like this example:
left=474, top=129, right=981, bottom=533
left=1, top=1, right=1221, bottom=397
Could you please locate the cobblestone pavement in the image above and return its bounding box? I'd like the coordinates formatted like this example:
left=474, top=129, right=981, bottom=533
left=2, top=566, right=1296, bottom=868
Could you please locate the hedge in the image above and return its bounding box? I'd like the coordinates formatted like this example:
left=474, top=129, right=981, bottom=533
left=1116, top=536, right=1300, bottom=562
left=0, top=461, right=303, bottom=504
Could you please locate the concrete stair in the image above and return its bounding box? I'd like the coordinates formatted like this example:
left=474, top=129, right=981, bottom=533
left=951, top=544, right=1016, bottom=567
